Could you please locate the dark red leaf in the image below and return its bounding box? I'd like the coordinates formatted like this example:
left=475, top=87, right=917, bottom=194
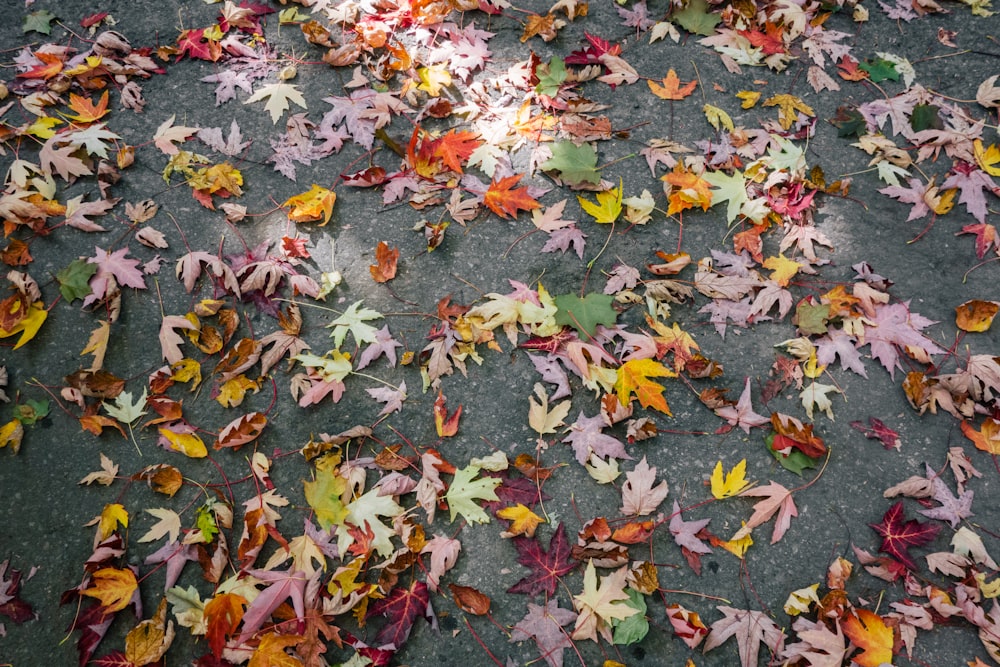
left=869, top=501, right=940, bottom=570
left=850, top=418, right=901, bottom=450
left=508, top=523, right=576, bottom=596
left=368, top=580, right=429, bottom=648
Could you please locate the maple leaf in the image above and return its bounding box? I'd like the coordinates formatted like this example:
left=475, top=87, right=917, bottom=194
left=64, top=91, right=110, bottom=124
left=841, top=609, right=894, bottom=667
left=578, top=180, right=624, bottom=223
left=369, top=580, right=430, bottom=649
left=541, top=142, right=602, bottom=186
left=916, top=463, right=973, bottom=528
left=283, top=184, right=336, bottom=225
left=614, top=358, right=676, bottom=414
left=528, top=382, right=572, bottom=435
left=732, top=482, right=798, bottom=544
left=850, top=417, right=902, bottom=450
left=81, top=567, right=139, bottom=614
left=153, top=115, right=198, bottom=155
left=711, top=459, right=751, bottom=499
left=498, top=503, right=546, bottom=538
left=484, top=173, right=541, bottom=219
left=0, top=559, right=34, bottom=624
left=563, top=412, right=631, bottom=464
left=125, top=597, right=174, bottom=665
left=663, top=163, right=713, bottom=215
left=669, top=500, right=713, bottom=555
left=237, top=568, right=308, bottom=644
left=86, top=246, right=147, bottom=306
left=326, top=300, right=382, bottom=348
left=445, top=465, right=501, bottom=524
left=18, top=50, right=63, bottom=79
left=509, top=600, right=577, bottom=667
left=434, top=389, right=462, bottom=437
left=553, top=292, right=617, bottom=336
left=159, top=315, right=197, bottom=364
left=714, top=377, right=770, bottom=433
left=214, top=412, right=267, bottom=451
left=509, top=523, right=576, bottom=595
left=703, top=606, right=784, bottom=667
left=369, top=241, right=399, bottom=283
left=870, top=501, right=941, bottom=570
left=648, top=69, right=698, bottom=99
left=800, top=382, right=841, bottom=420
left=572, top=560, right=639, bottom=642
left=620, top=456, right=669, bottom=516
left=244, top=83, right=307, bottom=124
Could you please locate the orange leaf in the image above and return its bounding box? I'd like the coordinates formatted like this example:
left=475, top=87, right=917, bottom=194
left=369, top=241, right=399, bottom=283
left=247, top=632, right=304, bottom=667
left=841, top=609, right=893, bottom=667
left=484, top=174, right=541, bottom=219
left=611, top=520, right=656, bottom=544
left=17, top=51, right=63, bottom=80
left=432, top=129, right=481, bottom=174
left=955, top=299, right=999, bottom=332
left=204, top=592, right=246, bottom=658
left=648, top=69, right=697, bottom=100
left=613, top=358, right=677, bottom=415
left=214, top=412, right=267, bottom=451
left=66, top=91, right=110, bottom=124
left=434, top=390, right=462, bottom=437
left=448, top=583, right=491, bottom=615
left=661, top=164, right=712, bottom=216
left=81, top=567, right=138, bottom=613
left=961, top=418, right=1000, bottom=455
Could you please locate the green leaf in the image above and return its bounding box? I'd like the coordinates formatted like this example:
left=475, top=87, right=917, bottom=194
left=14, top=399, right=49, bottom=425
left=703, top=169, right=749, bottom=225
left=793, top=301, right=830, bottom=336
left=23, top=9, right=56, bottom=35
left=541, top=141, right=601, bottom=186
left=326, top=300, right=383, bottom=348
left=672, top=0, right=721, bottom=36
left=57, top=259, right=98, bottom=303
left=278, top=7, right=311, bottom=23
left=909, top=104, right=943, bottom=132
left=445, top=465, right=501, bottom=524
left=831, top=107, right=867, bottom=138
left=859, top=58, right=899, bottom=83
left=766, top=432, right=818, bottom=475
left=535, top=56, right=567, bottom=97
left=293, top=350, right=353, bottom=382
left=195, top=503, right=220, bottom=542
left=304, top=467, right=349, bottom=530
left=612, top=589, right=649, bottom=645
left=553, top=292, right=617, bottom=337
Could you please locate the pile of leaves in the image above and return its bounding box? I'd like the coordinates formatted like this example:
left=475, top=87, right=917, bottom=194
left=1, top=0, right=999, bottom=665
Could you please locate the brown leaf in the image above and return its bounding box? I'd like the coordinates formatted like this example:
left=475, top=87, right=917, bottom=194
left=125, top=598, right=174, bottom=665
left=369, top=241, right=399, bottom=283
left=448, top=584, right=491, bottom=615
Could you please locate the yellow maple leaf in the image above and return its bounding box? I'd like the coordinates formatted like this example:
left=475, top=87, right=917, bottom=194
left=736, top=90, right=761, bottom=109
left=974, top=139, right=1000, bottom=177
left=0, top=301, right=47, bottom=350
left=81, top=567, right=138, bottom=613
left=762, top=253, right=802, bottom=287
left=703, top=103, right=734, bottom=132
left=158, top=428, right=208, bottom=458
left=0, top=420, right=24, bottom=454
left=710, top=459, right=751, bottom=499
left=417, top=65, right=452, bottom=97
left=763, top=93, right=815, bottom=130
left=170, top=358, right=203, bottom=389
left=283, top=184, right=336, bottom=225
left=216, top=375, right=260, bottom=408
left=497, top=503, right=546, bottom=538
left=578, top=180, right=623, bottom=223
left=662, top=164, right=713, bottom=216
left=718, top=523, right=753, bottom=558
left=613, top=358, right=677, bottom=414
left=97, top=502, right=129, bottom=540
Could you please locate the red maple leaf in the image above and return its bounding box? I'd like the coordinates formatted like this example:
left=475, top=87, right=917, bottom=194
left=17, top=51, right=64, bottom=80
left=484, top=173, right=541, bottom=219
left=565, top=32, right=622, bottom=65
left=850, top=417, right=901, bottom=450
left=368, top=580, right=429, bottom=648
left=176, top=28, right=222, bottom=62
left=431, top=130, right=481, bottom=174
left=508, top=523, right=576, bottom=596
left=869, top=501, right=940, bottom=570
left=0, top=560, right=33, bottom=624
left=957, top=223, right=1000, bottom=259
left=739, top=22, right=785, bottom=55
